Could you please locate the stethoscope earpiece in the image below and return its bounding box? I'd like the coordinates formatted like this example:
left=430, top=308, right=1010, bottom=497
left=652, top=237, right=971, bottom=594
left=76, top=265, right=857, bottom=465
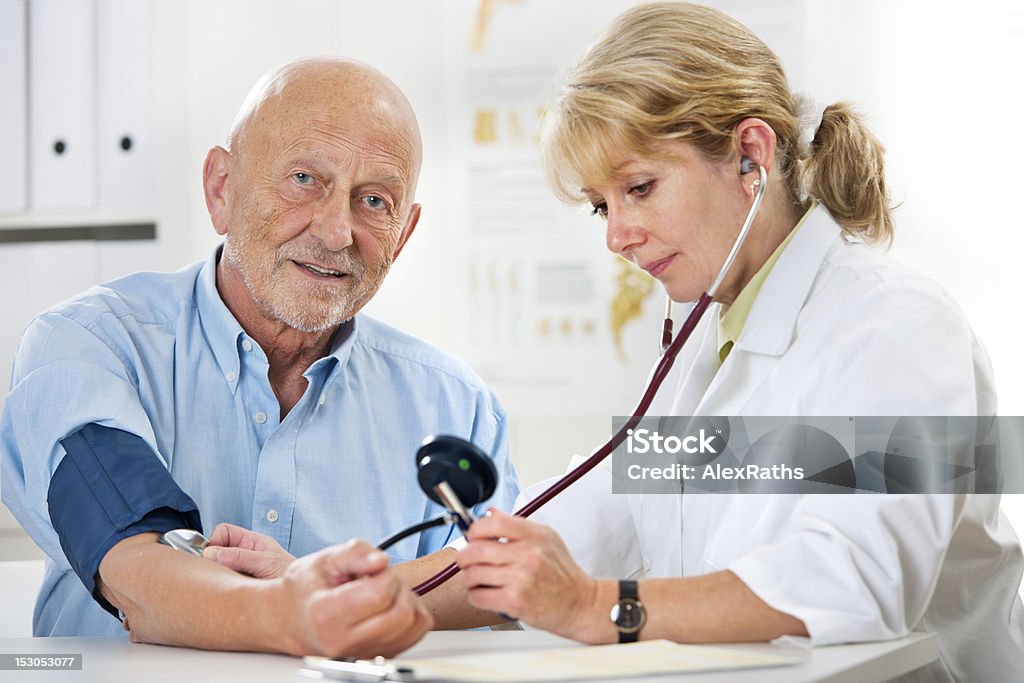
left=739, top=156, right=757, bottom=175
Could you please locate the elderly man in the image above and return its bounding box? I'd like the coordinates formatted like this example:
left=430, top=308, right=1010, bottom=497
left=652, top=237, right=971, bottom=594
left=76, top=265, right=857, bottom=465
left=0, top=58, right=518, bottom=656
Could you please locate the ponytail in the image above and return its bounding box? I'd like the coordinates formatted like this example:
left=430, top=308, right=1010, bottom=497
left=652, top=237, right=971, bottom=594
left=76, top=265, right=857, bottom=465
left=801, top=103, right=894, bottom=245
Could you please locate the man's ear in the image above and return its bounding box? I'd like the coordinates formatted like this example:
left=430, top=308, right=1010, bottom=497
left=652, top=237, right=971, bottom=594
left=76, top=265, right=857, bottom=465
left=734, top=118, right=778, bottom=186
left=391, top=203, right=421, bottom=262
left=203, top=146, right=232, bottom=236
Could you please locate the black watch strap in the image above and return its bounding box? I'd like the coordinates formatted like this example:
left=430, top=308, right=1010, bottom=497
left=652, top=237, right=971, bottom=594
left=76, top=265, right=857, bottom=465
left=611, top=579, right=646, bottom=643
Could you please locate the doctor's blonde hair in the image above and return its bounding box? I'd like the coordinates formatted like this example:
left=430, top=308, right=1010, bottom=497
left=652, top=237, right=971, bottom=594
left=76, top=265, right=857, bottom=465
left=540, top=1, right=894, bottom=244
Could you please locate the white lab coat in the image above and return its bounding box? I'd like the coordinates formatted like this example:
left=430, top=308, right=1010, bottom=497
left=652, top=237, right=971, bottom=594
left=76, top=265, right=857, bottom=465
left=523, top=205, right=1024, bottom=682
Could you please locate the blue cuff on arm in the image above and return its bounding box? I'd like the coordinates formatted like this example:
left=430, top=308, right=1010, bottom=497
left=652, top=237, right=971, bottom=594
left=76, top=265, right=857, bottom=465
left=48, top=424, right=203, bottom=619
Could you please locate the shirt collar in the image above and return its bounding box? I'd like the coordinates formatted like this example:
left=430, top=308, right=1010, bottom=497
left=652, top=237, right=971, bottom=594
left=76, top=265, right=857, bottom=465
left=195, top=245, right=360, bottom=390
left=717, top=201, right=818, bottom=362
left=304, top=317, right=358, bottom=384
left=195, top=246, right=245, bottom=388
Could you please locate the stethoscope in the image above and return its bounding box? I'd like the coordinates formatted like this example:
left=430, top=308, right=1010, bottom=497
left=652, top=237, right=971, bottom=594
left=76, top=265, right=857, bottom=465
left=402, top=159, right=769, bottom=596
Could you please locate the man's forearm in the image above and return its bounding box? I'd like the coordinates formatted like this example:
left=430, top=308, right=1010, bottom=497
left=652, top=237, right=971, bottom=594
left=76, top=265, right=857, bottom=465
left=392, top=548, right=506, bottom=630
left=97, top=533, right=297, bottom=653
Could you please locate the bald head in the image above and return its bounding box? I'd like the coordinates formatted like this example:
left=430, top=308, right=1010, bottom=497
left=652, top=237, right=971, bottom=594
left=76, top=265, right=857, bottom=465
left=228, top=57, right=423, bottom=197
left=204, top=57, right=426, bottom=335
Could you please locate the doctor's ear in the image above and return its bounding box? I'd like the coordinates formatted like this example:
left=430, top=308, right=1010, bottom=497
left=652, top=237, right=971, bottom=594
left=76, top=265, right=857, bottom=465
left=734, top=118, right=777, bottom=181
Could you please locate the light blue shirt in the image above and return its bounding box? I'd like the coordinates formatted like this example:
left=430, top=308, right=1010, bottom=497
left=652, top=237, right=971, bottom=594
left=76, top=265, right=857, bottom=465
left=0, top=247, right=519, bottom=636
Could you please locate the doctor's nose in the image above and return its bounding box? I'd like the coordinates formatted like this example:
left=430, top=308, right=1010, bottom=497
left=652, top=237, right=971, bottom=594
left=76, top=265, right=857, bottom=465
left=605, top=209, right=646, bottom=256
left=307, top=192, right=355, bottom=252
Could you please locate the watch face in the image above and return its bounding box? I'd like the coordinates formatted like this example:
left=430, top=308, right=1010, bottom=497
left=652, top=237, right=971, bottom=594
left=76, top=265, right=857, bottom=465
left=610, top=598, right=646, bottom=633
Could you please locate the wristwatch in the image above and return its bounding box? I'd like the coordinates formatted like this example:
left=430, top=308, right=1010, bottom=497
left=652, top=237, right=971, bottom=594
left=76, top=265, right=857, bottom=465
left=609, top=579, right=646, bottom=643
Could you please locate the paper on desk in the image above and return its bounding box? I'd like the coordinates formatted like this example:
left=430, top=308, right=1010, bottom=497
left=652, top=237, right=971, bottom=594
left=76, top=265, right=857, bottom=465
left=395, top=639, right=797, bottom=682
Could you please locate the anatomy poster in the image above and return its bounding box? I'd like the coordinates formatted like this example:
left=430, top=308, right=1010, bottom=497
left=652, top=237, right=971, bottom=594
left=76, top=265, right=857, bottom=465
left=442, top=0, right=806, bottom=418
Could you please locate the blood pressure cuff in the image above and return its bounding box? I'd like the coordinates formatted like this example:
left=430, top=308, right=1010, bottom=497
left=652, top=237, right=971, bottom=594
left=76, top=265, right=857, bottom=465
left=48, top=424, right=203, bottom=619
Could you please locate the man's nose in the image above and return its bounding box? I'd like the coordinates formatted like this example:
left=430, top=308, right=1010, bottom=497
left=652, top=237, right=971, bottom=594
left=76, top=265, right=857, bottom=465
left=307, top=191, right=355, bottom=251
left=605, top=206, right=646, bottom=256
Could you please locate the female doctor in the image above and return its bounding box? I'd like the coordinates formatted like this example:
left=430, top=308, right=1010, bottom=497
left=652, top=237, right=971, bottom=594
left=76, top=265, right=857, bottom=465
left=453, top=3, right=1024, bottom=680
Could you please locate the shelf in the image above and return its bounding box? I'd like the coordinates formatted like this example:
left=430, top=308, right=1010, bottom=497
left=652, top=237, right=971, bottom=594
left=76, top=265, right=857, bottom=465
left=0, top=210, right=156, bottom=229
left=0, top=216, right=156, bottom=243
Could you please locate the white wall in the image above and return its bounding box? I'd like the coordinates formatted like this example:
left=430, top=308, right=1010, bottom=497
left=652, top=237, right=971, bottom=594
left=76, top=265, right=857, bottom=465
left=153, top=0, right=1024, bottom=470
left=797, top=0, right=1024, bottom=575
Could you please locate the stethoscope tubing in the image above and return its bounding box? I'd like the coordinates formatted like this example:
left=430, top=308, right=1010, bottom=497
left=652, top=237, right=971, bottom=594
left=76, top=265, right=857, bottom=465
left=413, top=164, right=768, bottom=596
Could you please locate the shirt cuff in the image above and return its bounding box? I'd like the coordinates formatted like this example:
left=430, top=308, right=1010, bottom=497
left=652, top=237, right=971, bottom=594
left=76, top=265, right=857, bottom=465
left=727, top=543, right=896, bottom=646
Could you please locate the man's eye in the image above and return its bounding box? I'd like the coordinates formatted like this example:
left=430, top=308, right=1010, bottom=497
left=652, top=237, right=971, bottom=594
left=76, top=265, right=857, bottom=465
left=363, top=195, right=388, bottom=210
left=590, top=203, right=608, bottom=219
left=292, top=172, right=315, bottom=185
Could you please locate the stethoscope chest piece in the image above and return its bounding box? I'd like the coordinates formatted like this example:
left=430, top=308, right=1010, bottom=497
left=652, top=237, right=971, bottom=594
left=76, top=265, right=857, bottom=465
left=416, top=435, right=497, bottom=510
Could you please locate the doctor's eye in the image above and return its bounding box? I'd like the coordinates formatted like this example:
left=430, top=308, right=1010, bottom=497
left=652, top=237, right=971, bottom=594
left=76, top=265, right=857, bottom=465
left=628, top=181, right=654, bottom=198
left=292, top=172, right=315, bottom=186
left=590, top=202, right=608, bottom=219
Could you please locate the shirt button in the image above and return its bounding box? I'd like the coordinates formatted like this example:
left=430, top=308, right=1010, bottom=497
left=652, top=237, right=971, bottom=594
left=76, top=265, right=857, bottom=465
left=242, top=339, right=253, bottom=352
left=318, top=395, right=326, bottom=406
left=266, top=509, right=279, bottom=523
left=226, top=371, right=236, bottom=382
left=254, top=411, right=267, bottom=424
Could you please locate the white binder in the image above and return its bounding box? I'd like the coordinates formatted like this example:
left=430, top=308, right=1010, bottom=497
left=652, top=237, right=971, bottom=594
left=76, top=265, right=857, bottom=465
left=0, top=0, right=28, bottom=214
left=28, top=0, right=97, bottom=211
left=96, top=0, right=156, bottom=209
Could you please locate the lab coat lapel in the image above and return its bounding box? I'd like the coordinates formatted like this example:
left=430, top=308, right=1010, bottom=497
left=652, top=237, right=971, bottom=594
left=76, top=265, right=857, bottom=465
left=695, top=206, right=844, bottom=416
left=667, top=307, right=722, bottom=415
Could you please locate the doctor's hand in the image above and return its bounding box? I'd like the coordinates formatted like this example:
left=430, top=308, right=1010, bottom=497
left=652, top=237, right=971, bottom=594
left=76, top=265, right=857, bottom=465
left=456, top=510, right=601, bottom=641
left=204, top=523, right=295, bottom=579
left=273, top=539, right=433, bottom=658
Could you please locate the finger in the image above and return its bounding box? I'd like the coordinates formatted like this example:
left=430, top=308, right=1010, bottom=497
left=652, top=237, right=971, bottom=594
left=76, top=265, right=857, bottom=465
left=321, top=570, right=403, bottom=626
left=316, top=541, right=389, bottom=583
left=208, top=522, right=274, bottom=552
left=203, top=546, right=282, bottom=578
left=326, top=591, right=433, bottom=659
left=208, top=522, right=246, bottom=547
left=461, top=563, right=520, bottom=590
left=306, top=573, right=409, bottom=654
left=455, top=538, right=518, bottom=569
left=465, top=585, right=518, bottom=617
left=365, top=597, right=434, bottom=658
left=465, top=509, right=536, bottom=542
left=347, top=595, right=421, bottom=658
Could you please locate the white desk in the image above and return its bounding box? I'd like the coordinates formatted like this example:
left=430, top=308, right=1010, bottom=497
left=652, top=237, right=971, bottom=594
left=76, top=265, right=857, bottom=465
left=0, top=631, right=936, bottom=683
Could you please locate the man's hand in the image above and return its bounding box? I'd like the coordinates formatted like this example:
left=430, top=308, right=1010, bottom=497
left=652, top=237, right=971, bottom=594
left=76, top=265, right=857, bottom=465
left=273, top=540, right=434, bottom=658
left=204, top=523, right=295, bottom=579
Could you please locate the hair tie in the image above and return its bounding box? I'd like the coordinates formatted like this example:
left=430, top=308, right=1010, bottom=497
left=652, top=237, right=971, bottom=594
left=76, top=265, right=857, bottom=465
left=793, top=92, right=828, bottom=160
